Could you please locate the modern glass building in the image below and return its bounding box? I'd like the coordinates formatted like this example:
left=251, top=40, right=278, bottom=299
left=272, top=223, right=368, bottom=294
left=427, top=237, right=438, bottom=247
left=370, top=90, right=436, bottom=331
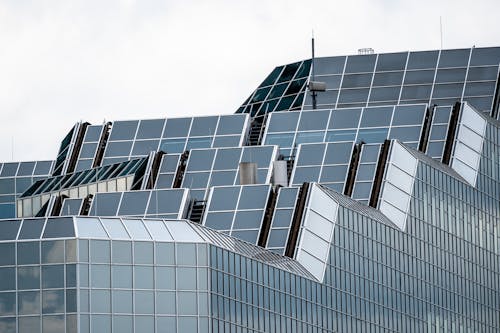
left=1, top=46, right=500, bottom=332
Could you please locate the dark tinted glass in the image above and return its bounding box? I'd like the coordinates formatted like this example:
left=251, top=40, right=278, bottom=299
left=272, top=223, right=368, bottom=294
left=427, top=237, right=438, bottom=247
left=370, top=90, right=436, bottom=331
left=182, top=173, right=210, bottom=189
left=324, top=143, right=352, bottom=164
left=209, top=187, right=240, bottom=211
left=233, top=210, right=263, bottom=229
left=79, top=143, right=98, bottom=159
left=0, top=220, right=21, bottom=240
left=209, top=171, right=237, bottom=187
left=147, top=190, right=184, bottom=215
left=216, top=115, right=246, bottom=135
left=329, top=109, right=361, bottom=129
left=0, top=243, right=15, bottom=265
left=432, top=83, right=463, bottom=98
left=136, top=119, right=165, bottom=139
left=109, top=121, right=139, bottom=141
left=372, top=71, right=404, bottom=86
left=131, top=140, right=160, bottom=156
left=163, top=118, right=191, bottom=138
left=17, top=241, right=40, bottom=264
left=314, top=56, right=346, bottom=75
left=438, top=49, right=470, bottom=68
left=298, top=111, right=330, bottom=131
left=389, top=126, right=422, bottom=141
left=204, top=212, right=234, bottom=230
left=360, top=145, right=381, bottom=163
left=345, top=54, right=377, bottom=73
left=34, top=161, right=53, bottom=175
left=467, top=66, right=499, bottom=81
left=341, top=73, right=373, bottom=88
left=17, top=162, right=36, bottom=176
left=400, top=85, right=432, bottom=100
left=212, top=135, right=241, bottom=148
left=435, top=68, right=467, bottom=83
left=356, top=164, right=377, bottom=181
left=407, top=51, right=439, bottom=69
left=360, top=106, right=393, bottom=127
left=320, top=165, right=349, bottom=182
left=267, top=112, right=300, bottom=132
left=43, top=218, right=75, bottom=238
left=277, top=62, right=300, bottom=83
left=19, top=219, right=45, bottom=239
left=292, top=167, right=321, bottom=183
left=186, top=150, right=215, bottom=172
left=119, top=192, right=149, bottom=216
left=297, top=144, right=326, bottom=166
left=357, top=128, right=389, bottom=143
left=404, top=70, right=435, bottom=85
left=259, top=66, right=283, bottom=87
left=159, top=155, right=180, bottom=173
left=369, top=87, right=400, bottom=102
left=375, top=52, right=408, bottom=71
left=90, top=193, right=121, bottom=216
left=213, top=149, right=241, bottom=170
left=190, top=117, right=218, bottom=136
left=104, top=141, right=133, bottom=157
left=391, top=105, right=426, bottom=126
left=241, top=147, right=274, bottom=168
left=276, top=188, right=299, bottom=208
left=0, top=163, right=18, bottom=177
left=238, top=186, right=269, bottom=210
left=60, top=199, right=83, bottom=216
left=469, top=47, right=500, bottom=66
left=84, top=125, right=103, bottom=142
left=338, top=88, right=370, bottom=104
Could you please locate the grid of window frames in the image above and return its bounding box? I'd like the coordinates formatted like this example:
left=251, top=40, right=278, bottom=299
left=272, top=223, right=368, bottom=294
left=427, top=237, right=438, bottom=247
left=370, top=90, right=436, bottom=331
left=78, top=240, right=210, bottom=333
left=352, top=144, right=382, bottom=204
left=102, top=114, right=249, bottom=166
left=75, top=125, right=105, bottom=172
left=203, top=185, right=271, bottom=245
left=263, top=104, right=427, bottom=157
left=0, top=235, right=78, bottom=333
left=322, top=167, right=500, bottom=333
left=181, top=146, right=277, bottom=200
left=60, top=198, right=85, bottom=216
left=154, top=154, right=181, bottom=189
left=52, top=124, right=77, bottom=176
left=209, top=245, right=335, bottom=333
left=290, top=142, right=354, bottom=193
left=302, top=47, right=500, bottom=115
left=426, top=106, right=453, bottom=159
left=17, top=159, right=147, bottom=218
left=88, top=189, right=189, bottom=219
left=476, top=120, right=500, bottom=201
left=265, top=187, right=300, bottom=255
left=0, top=161, right=54, bottom=219
left=237, top=60, right=311, bottom=116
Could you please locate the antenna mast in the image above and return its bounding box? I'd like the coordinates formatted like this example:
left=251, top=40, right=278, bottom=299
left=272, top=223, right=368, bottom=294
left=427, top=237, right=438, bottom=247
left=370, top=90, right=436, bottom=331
left=311, top=34, right=317, bottom=110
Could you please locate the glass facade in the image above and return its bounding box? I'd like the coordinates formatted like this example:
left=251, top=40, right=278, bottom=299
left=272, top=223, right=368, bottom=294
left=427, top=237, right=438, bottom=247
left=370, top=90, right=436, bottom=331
left=1, top=46, right=500, bottom=332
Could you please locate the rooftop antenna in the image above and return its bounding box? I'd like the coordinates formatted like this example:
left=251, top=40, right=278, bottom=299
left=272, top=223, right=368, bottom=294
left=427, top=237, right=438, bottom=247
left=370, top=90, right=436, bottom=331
left=11, top=136, right=14, bottom=161
left=311, top=32, right=317, bottom=110
left=308, top=31, right=326, bottom=110
left=440, top=16, right=443, bottom=49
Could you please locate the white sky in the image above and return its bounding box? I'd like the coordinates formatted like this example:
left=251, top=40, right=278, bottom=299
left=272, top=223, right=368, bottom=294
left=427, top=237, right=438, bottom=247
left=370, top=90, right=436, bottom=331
left=0, top=0, right=499, bottom=162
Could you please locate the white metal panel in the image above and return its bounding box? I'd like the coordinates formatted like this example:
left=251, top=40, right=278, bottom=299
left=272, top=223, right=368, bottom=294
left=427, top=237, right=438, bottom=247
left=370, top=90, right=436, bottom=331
left=378, top=141, right=418, bottom=231
left=379, top=201, right=407, bottom=230
left=295, top=183, right=339, bottom=282
left=385, top=164, right=414, bottom=193
left=450, top=103, right=487, bottom=187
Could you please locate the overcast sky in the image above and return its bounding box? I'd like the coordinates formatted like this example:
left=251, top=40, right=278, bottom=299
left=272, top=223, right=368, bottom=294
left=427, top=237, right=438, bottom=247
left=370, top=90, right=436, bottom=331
left=0, top=0, right=499, bottom=162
